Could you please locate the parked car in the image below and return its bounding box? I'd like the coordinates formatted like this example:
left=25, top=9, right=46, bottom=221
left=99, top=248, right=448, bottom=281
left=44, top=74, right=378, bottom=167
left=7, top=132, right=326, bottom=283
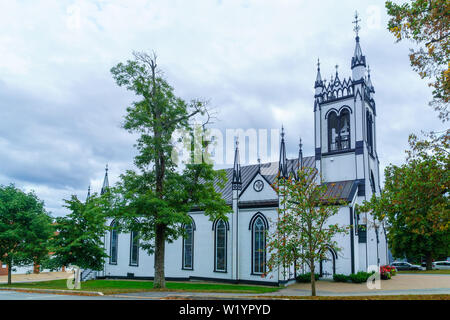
left=391, top=262, right=422, bottom=271
left=432, top=261, right=450, bottom=270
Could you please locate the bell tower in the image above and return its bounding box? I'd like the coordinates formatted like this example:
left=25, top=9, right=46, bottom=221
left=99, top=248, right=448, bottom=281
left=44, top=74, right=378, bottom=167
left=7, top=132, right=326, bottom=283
left=314, top=12, right=381, bottom=199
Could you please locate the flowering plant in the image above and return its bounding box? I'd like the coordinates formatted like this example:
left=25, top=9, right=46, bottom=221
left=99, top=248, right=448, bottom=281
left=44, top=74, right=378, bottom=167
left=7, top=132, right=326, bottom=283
left=380, top=265, right=396, bottom=279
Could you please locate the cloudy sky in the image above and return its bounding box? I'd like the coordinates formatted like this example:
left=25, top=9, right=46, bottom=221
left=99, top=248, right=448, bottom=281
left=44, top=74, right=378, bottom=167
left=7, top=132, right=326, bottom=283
left=0, top=0, right=446, bottom=217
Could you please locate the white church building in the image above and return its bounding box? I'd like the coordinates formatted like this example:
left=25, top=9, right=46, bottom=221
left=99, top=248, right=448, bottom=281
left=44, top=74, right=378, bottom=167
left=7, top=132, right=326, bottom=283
left=92, top=22, right=389, bottom=286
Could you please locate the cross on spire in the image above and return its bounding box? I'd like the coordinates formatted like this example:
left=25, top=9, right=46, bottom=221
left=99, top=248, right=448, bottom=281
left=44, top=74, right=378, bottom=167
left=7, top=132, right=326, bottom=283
left=335, top=64, right=339, bottom=76
left=353, top=11, right=361, bottom=37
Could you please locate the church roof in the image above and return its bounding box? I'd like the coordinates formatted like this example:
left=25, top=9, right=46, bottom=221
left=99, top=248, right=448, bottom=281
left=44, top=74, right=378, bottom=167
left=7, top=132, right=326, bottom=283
left=211, top=157, right=358, bottom=206
left=213, top=156, right=315, bottom=205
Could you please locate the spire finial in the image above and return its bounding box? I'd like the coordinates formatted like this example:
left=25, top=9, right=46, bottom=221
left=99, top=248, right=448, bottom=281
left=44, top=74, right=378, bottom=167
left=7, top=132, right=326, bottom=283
left=335, top=64, right=339, bottom=77
left=353, top=10, right=361, bottom=38
left=314, top=58, right=324, bottom=89
left=279, top=127, right=288, bottom=179
left=101, top=164, right=110, bottom=195
left=298, top=137, right=304, bottom=171
left=232, top=136, right=242, bottom=190
left=86, top=185, right=91, bottom=202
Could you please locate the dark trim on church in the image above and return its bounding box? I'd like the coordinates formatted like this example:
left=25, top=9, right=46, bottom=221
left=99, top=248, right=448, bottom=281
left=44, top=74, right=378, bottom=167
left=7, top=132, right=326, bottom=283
left=322, top=149, right=355, bottom=157
left=315, top=148, right=322, bottom=160
left=355, top=140, right=364, bottom=155
left=238, top=200, right=278, bottom=209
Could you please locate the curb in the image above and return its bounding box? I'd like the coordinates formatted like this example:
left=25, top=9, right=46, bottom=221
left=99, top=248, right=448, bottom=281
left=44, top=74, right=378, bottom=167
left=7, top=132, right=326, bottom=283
left=0, top=287, right=104, bottom=296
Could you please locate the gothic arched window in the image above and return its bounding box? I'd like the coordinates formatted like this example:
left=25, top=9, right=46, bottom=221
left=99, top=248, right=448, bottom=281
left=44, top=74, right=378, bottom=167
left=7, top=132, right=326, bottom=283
left=328, top=111, right=339, bottom=151
left=252, top=215, right=267, bottom=274
left=182, top=221, right=194, bottom=270
left=130, top=230, right=139, bottom=266
left=366, top=110, right=374, bottom=155
left=109, top=220, right=118, bottom=265
left=328, top=109, right=351, bottom=152
left=339, top=109, right=351, bottom=150
left=214, top=219, right=227, bottom=272
left=370, top=171, right=376, bottom=194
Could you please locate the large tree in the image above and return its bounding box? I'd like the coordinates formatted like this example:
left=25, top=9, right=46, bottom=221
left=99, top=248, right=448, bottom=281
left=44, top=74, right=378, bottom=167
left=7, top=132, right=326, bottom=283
left=46, top=194, right=110, bottom=274
left=386, top=0, right=449, bottom=121
left=266, top=168, right=349, bottom=296
left=358, top=132, right=449, bottom=270
left=0, top=184, right=54, bottom=285
left=109, top=52, right=230, bottom=288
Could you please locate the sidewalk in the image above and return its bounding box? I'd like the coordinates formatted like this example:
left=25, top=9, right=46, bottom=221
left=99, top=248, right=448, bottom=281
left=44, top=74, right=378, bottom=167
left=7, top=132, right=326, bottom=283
left=0, top=272, right=71, bottom=284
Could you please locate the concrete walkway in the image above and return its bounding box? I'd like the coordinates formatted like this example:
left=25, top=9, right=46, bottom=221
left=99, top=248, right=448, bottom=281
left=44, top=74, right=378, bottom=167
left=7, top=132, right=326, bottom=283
left=0, top=272, right=71, bottom=284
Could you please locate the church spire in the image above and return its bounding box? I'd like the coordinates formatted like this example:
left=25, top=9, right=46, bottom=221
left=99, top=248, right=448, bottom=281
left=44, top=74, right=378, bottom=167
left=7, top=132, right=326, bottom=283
left=314, top=58, right=323, bottom=88
left=101, top=164, right=109, bottom=195
left=298, top=137, right=303, bottom=171
left=232, top=139, right=242, bottom=190
left=279, top=126, right=288, bottom=179
left=351, top=11, right=367, bottom=79
left=86, top=185, right=91, bottom=202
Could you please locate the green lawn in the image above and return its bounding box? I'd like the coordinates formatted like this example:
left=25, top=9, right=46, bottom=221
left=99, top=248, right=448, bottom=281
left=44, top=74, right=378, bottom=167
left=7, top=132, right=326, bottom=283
left=0, top=279, right=280, bottom=295
left=398, top=270, right=450, bottom=274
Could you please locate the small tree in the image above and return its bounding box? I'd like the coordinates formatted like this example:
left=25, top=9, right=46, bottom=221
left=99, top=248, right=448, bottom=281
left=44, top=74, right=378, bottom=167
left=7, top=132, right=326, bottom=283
left=47, top=194, right=110, bottom=275
left=266, top=168, right=349, bottom=296
left=0, top=184, right=54, bottom=285
left=358, top=132, right=449, bottom=270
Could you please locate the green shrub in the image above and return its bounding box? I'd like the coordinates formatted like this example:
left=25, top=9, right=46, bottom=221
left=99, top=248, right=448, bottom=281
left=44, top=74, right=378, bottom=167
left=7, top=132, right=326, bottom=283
left=296, top=273, right=320, bottom=283
left=349, top=271, right=373, bottom=283
left=333, top=274, right=350, bottom=282
left=381, top=272, right=392, bottom=280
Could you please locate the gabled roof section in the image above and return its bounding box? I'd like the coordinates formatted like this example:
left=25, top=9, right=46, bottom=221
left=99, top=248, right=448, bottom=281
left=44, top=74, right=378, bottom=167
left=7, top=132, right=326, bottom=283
left=321, top=180, right=358, bottom=203
left=213, top=156, right=315, bottom=205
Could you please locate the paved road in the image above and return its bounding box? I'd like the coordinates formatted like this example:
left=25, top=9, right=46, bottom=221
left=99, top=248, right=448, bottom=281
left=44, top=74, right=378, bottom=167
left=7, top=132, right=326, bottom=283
left=0, top=290, right=113, bottom=300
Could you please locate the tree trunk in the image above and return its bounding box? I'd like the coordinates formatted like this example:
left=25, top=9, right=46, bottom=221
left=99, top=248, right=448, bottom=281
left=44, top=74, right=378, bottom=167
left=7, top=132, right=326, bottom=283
left=426, top=254, right=433, bottom=271
left=153, top=224, right=166, bottom=288
left=310, top=261, right=316, bottom=297
left=7, top=263, right=12, bottom=285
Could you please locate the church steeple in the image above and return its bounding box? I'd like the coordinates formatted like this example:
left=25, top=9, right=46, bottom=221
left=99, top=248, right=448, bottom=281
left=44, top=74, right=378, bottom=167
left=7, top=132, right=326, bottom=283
left=86, top=185, right=91, bottom=202
left=298, top=137, right=303, bottom=171
left=101, top=164, right=109, bottom=195
left=278, top=126, right=288, bottom=179
left=232, top=139, right=242, bottom=190
left=351, top=11, right=367, bottom=80
left=314, top=58, right=323, bottom=88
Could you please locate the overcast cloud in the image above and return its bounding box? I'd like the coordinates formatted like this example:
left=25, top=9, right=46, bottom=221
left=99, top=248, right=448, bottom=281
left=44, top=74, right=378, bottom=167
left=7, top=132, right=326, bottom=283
left=0, top=0, right=446, bottom=216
